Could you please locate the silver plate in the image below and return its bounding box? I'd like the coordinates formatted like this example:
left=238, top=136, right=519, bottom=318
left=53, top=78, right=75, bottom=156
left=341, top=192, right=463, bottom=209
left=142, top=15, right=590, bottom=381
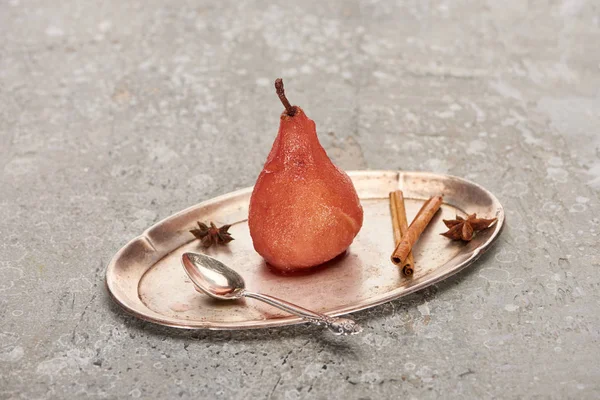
left=106, top=171, right=504, bottom=330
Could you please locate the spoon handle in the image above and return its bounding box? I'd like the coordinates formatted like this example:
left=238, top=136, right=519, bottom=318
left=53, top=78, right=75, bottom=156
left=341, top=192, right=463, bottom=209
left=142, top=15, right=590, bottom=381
left=243, top=291, right=362, bottom=335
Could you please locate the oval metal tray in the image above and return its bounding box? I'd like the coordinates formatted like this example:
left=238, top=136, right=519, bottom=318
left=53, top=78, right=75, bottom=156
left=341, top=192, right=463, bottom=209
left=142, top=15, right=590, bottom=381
left=106, top=171, right=504, bottom=330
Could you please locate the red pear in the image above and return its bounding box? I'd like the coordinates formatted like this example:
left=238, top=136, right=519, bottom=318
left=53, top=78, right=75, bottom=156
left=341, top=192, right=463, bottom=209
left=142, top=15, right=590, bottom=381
left=248, top=79, right=364, bottom=272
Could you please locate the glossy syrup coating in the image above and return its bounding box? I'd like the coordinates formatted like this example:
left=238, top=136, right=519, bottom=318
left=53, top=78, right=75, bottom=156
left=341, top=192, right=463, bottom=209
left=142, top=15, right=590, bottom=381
left=248, top=106, right=364, bottom=271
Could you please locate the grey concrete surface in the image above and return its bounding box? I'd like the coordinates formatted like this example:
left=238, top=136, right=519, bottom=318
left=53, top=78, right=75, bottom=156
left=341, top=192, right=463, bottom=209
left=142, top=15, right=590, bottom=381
left=1, top=1, right=599, bottom=399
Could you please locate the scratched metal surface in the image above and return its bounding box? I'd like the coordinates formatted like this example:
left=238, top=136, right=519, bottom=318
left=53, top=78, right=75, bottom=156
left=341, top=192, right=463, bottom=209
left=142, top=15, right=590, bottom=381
left=1, top=1, right=599, bottom=399
left=107, top=171, right=503, bottom=330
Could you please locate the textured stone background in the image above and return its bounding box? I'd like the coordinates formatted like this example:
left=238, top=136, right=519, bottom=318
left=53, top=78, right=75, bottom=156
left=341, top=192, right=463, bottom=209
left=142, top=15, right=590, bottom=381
left=1, top=0, right=599, bottom=399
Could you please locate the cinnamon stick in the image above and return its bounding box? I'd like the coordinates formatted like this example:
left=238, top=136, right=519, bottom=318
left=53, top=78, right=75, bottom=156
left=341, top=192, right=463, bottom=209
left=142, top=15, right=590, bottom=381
left=389, top=190, right=415, bottom=276
left=391, top=195, right=443, bottom=269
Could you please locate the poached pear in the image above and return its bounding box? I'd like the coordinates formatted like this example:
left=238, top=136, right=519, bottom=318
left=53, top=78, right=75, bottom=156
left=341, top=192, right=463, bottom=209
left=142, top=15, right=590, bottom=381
left=248, top=79, right=364, bottom=272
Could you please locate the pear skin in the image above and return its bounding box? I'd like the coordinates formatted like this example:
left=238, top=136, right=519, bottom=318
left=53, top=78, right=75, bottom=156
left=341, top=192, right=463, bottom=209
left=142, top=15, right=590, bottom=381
left=248, top=80, right=363, bottom=272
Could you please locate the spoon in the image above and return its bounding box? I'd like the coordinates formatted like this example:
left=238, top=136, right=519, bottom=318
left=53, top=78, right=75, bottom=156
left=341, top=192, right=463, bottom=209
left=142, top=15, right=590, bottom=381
left=181, top=252, right=362, bottom=335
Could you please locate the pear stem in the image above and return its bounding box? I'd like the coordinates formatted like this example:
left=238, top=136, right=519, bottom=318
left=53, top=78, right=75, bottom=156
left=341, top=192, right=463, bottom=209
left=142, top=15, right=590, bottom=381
left=275, top=78, right=297, bottom=116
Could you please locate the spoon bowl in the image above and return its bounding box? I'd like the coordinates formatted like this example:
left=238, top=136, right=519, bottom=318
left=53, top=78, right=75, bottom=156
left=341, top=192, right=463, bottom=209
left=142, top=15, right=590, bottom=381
left=182, top=252, right=245, bottom=300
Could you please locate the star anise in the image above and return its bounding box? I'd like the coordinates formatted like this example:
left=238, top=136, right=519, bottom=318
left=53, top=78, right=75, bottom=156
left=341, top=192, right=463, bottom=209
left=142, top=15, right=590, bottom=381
left=190, top=221, right=234, bottom=247
left=441, top=214, right=497, bottom=242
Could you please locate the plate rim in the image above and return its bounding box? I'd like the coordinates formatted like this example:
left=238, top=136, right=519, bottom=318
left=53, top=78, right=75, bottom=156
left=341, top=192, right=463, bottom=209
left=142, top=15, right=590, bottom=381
left=106, top=170, right=505, bottom=330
